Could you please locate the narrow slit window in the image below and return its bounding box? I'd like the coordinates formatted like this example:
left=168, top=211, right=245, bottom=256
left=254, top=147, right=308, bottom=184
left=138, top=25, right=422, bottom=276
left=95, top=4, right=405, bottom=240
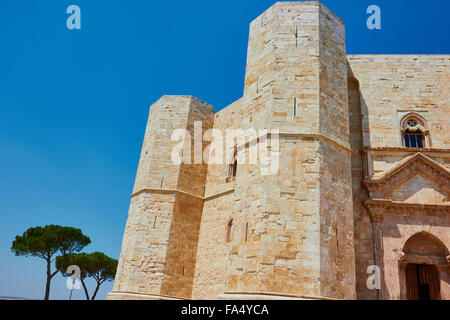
left=335, top=227, right=339, bottom=251
left=294, top=98, right=297, bottom=117
left=245, top=223, right=249, bottom=242
left=227, top=147, right=238, bottom=180
left=226, top=219, right=233, bottom=243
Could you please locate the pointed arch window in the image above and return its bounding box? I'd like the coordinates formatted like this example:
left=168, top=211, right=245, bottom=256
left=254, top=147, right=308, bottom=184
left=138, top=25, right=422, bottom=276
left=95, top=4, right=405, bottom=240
left=400, top=114, right=430, bottom=149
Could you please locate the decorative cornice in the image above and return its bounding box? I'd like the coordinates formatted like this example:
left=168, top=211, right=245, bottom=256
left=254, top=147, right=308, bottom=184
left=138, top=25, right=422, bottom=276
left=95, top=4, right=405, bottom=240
left=365, top=199, right=450, bottom=222
left=362, top=146, right=450, bottom=155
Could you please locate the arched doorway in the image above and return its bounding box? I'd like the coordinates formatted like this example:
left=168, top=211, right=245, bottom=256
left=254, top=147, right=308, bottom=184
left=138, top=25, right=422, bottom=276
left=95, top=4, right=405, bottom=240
left=400, top=232, right=449, bottom=300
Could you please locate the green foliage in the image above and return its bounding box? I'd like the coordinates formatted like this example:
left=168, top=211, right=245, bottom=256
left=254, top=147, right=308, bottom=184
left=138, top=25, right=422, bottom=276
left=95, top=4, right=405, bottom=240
left=11, top=225, right=91, bottom=299
left=11, top=224, right=116, bottom=300
left=56, top=252, right=118, bottom=300
left=11, top=225, right=91, bottom=261
left=56, top=252, right=117, bottom=281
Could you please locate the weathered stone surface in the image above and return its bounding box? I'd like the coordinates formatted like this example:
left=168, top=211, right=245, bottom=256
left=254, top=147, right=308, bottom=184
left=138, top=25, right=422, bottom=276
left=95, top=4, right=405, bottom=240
left=108, top=1, right=449, bottom=300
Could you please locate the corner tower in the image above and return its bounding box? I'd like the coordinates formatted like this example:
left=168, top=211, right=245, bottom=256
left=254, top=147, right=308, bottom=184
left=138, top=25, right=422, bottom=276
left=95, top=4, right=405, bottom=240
left=233, top=1, right=355, bottom=299
left=108, top=96, right=214, bottom=300
left=193, top=2, right=356, bottom=299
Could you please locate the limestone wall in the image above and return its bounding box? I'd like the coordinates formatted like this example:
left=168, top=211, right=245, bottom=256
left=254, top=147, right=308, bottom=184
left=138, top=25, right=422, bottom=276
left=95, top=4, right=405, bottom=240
left=192, top=193, right=234, bottom=299
left=347, top=55, right=450, bottom=149
left=319, top=141, right=355, bottom=299
left=112, top=192, right=176, bottom=295
left=348, top=75, right=376, bottom=300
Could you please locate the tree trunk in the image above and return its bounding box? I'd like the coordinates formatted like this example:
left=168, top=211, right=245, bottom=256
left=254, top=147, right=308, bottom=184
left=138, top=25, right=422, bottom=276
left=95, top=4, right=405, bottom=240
left=91, top=281, right=102, bottom=301
left=44, top=258, right=51, bottom=300
left=81, top=278, right=90, bottom=300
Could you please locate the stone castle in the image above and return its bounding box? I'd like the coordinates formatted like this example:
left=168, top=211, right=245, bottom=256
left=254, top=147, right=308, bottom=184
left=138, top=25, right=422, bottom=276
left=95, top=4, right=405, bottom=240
left=108, top=1, right=450, bottom=300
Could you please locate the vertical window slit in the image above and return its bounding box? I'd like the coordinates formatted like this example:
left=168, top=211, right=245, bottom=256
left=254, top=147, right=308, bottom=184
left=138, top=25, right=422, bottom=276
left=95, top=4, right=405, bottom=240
left=295, top=25, right=298, bottom=48
left=294, top=98, right=297, bottom=117
left=226, top=219, right=233, bottom=243
left=256, top=76, right=259, bottom=94
left=335, top=227, right=339, bottom=251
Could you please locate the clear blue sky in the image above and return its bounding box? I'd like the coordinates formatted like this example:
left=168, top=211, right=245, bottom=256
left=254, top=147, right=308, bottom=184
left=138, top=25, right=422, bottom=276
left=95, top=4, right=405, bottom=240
left=0, top=0, right=449, bottom=300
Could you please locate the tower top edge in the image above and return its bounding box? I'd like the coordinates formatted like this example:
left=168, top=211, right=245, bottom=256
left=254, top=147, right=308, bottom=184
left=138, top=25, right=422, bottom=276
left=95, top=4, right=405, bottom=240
left=250, top=1, right=344, bottom=26
left=151, top=95, right=215, bottom=112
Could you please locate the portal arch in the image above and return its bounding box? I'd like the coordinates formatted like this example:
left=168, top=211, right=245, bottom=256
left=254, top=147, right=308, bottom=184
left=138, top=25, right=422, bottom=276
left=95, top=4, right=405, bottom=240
left=399, top=232, right=449, bottom=300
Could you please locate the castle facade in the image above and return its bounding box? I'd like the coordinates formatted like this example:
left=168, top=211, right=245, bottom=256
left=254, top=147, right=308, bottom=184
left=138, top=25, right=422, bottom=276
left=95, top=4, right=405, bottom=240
left=108, top=1, right=450, bottom=300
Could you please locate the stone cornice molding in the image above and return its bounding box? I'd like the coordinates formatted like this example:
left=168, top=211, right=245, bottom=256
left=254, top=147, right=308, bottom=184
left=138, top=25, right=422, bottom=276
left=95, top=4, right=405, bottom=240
left=107, top=291, right=183, bottom=300
left=220, top=291, right=338, bottom=301
left=131, top=188, right=204, bottom=199
left=362, top=146, right=450, bottom=155
left=132, top=187, right=235, bottom=202
left=233, top=132, right=352, bottom=153
left=365, top=199, right=450, bottom=222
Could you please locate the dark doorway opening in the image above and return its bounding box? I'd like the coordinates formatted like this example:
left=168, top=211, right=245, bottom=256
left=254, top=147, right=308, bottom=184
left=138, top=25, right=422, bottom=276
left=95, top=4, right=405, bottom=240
left=405, top=264, right=440, bottom=300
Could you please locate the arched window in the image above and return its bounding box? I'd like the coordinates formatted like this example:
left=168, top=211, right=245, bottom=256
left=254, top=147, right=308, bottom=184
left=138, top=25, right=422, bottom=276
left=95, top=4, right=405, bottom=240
left=226, top=147, right=238, bottom=181
left=400, top=114, right=429, bottom=149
